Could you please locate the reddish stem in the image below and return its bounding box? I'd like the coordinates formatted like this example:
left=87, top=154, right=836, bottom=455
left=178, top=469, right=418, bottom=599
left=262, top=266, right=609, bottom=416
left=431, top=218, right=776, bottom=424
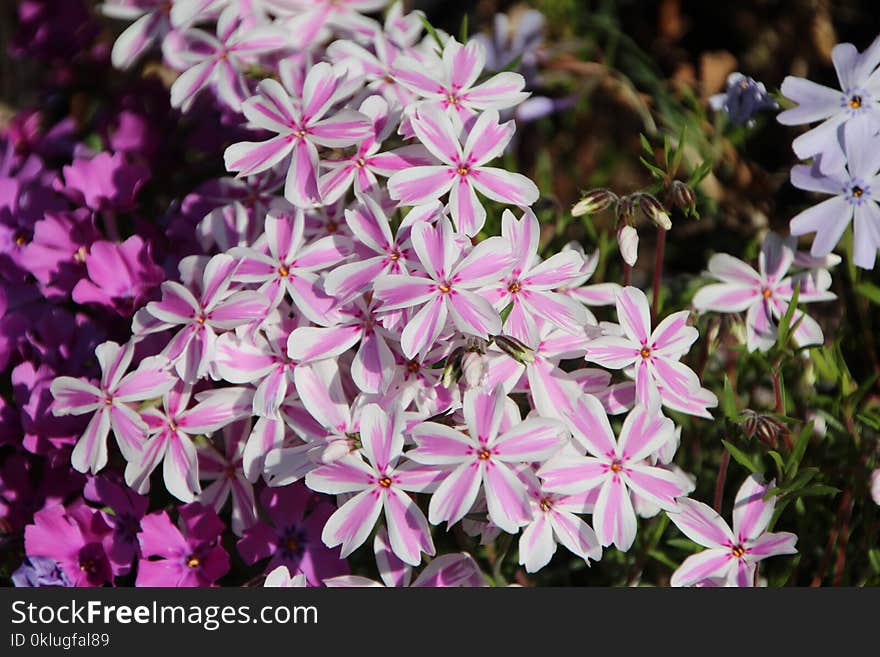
left=714, top=450, right=730, bottom=513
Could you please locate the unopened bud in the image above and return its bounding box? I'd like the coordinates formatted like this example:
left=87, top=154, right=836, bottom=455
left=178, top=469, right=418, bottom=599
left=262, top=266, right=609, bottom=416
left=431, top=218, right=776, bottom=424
left=617, top=224, right=639, bottom=266
left=462, top=351, right=489, bottom=388
left=671, top=180, right=696, bottom=214
left=638, top=194, right=672, bottom=230
left=493, top=334, right=536, bottom=364
left=572, top=189, right=617, bottom=217
left=441, top=347, right=465, bottom=388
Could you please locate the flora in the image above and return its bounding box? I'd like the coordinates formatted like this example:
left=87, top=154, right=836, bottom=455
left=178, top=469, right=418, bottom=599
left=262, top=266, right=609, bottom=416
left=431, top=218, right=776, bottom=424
left=1, top=1, right=878, bottom=590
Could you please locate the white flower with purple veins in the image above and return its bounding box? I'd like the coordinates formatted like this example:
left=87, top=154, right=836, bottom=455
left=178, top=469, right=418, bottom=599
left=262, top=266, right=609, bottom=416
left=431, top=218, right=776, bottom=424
left=168, top=6, right=289, bottom=112
left=778, top=34, right=880, bottom=172
left=789, top=118, right=880, bottom=269
left=693, top=232, right=836, bottom=351
left=667, top=474, right=797, bottom=587
left=387, top=105, right=539, bottom=236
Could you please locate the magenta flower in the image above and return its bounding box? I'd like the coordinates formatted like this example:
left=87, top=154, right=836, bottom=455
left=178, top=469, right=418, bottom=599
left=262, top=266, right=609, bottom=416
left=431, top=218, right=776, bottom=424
left=24, top=501, right=116, bottom=587
left=393, top=37, right=529, bottom=124
left=667, top=475, right=798, bottom=587
left=135, top=253, right=270, bottom=382
left=71, top=236, right=165, bottom=316
left=223, top=63, right=372, bottom=207
left=323, top=193, right=413, bottom=303
left=518, top=466, right=602, bottom=573
left=50, top=339, right=176, bottom=474
left=692, top=232, right=835, bottom=352
left=483, top=209, right=589, bottom=345
left=58, top=151, right=150, bottom=213
left=373, top=217, right=513, bottom=358
left=409, top=385, right=566, bottom=533
left=306, top=403, right=440, bottom=565
left=237, top=483, right=349, bottom=585
left=586, top=286, right=717, bottom=418
left=24, top=209, right=99, bottom=300
left=136, top=502, right=230, bottom=587
left=387, top=105, right=539, bottom=236
left=230, top=210, right=348, bottom=324
left=169, top=7, right=289, bottom=112
left=537, top=398, right=689, bottom=551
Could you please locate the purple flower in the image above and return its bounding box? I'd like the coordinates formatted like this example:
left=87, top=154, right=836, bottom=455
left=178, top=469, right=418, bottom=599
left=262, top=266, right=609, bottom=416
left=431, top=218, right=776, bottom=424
left=778, top=35, right=880, bottom=171
left=58, top=151, right=150, bottom=213
left=12, top=556, right=72, bottom=587
left=237, top=483, right=349, bottom=585
left=24, top=501, right=116, bottom=587
left=709, top=73, right=779, bottom=127
left=136, top=502, right=230, bottom=587
left=84, top=476, right=149, bottom=574
left=23, top=209, right=100, bottom=300
left=789, top=117, right=880, bottom=269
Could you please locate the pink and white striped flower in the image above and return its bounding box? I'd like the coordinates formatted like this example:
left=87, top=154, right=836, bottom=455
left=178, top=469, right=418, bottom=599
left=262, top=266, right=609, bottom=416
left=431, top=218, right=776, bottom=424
left=586, top=286, right=718, bottom=418
left=168, top=7, right=289, bottom=112
left=322, top=193, right=413, bottom=303
left=373, top=217, right=513, bottom=358
left=317, top=96, right=434, bottom=204
left=692, top=232, right=835, bottom=352
left=268, top=0, right=387, bottom=46
left=393, top=37, right=529, bottom=124
left=124, top=381, right=253, bottom=503
left=667, top=474, right=798, bottom=587
left=102, top=0, right=173, bottom=69
left=409, top=385, right=567, bottom=533
left=484, top=209, right=589, bottom=345
left=518, top=466, right=602, bottom=573
left=305, top=403, right=439, bottom=565
left=50, top=340, right=176, bottom=474
left=387, top=105, right=539, bottom=236
left=134, top=254, right=270, bottom=383
left=230, top=210, right=349, bottom=324
left=224, top=62, right=372, bottom=206
left=537, top=398, right=689, bottom=551
left=197, top=420, right=259, bottom=536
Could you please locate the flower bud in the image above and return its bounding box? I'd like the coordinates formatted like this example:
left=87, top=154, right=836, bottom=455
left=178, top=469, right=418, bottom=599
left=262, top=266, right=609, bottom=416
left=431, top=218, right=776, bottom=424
left=440, top=347, right=465, bottom=388
left=494, top=334, right=536, bottom=364
left=638, top=194, right=672, bottom=230
left=572, top=189, right=617, bottom=217
left=462, top=350, right=488, bottom=388
left=617, top=224, right=639, bottom=266
left=671, top=180, right=696, bottom=214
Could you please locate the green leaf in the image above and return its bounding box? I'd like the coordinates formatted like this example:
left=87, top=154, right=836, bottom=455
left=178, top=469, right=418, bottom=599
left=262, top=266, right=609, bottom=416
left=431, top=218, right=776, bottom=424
left=647, top=549, right=679, bottom=571
left=720, top=375, right=737, bottom=419
left=418, top=15, right=444, bottom=52
left=499, top=301, right=514, bottom=323
left=787, top=484, right=840, bottom=499
left=767, top=450, right=785, bottom=479
left=666, top=538, right=703, bottom=553
left=458, top=14, right=468, bottom=43
left=721, top=439, right=762, bottom=474
left=638, top=156, right=666, bottom=179
left=776, top=281, right=801, bottom=347
left=670, top=124, right=686, bottom=176
left=869, top=549, right=880, bottom=575
left=785, top=422, right=813, bottom=478
left=640, top=133, right=653, bottom=155
left=856, top=281, right=880, bottom=305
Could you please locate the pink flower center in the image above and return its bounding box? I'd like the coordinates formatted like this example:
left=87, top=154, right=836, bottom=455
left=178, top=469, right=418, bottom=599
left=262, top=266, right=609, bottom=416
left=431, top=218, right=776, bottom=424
left=378, top=476, right=392, bottom=488
left=478, top=448, right=492, bottom=461
left=508, top=280, right=521, bottom=294
left=438, top=282, right=452, bottom=294
left=456, top=166, right=469, bottom=177
left=278, top=265, right=289, bottom=277
left=731, top=545, right=745, bottom=558
left=186, top=555, right=200, bottom=569
left=539, top=497, right=553, bottom=512
left=761, top=287, right=772, bottom=299
left=355, top=157, right=366, bottom=168
left=640, top=347, right=651, bottom=359
left=610, top=459, right=624, bottom=473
